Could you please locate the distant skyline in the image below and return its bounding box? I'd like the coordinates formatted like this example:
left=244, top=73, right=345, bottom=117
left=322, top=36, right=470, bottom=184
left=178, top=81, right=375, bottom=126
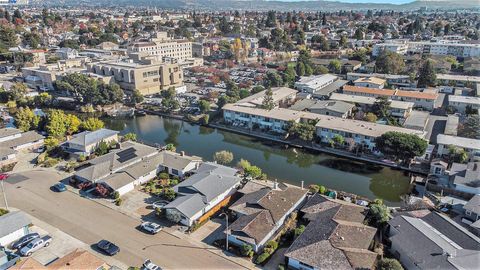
left=325, top=0, right=415, bottom=3
left=274, top=0, right=417, bottom=4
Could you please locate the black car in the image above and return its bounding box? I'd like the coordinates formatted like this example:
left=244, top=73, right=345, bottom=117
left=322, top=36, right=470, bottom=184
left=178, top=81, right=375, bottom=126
left=96, top=240, right=120, bottom=256
left=11, top=233, right=40, bottom=250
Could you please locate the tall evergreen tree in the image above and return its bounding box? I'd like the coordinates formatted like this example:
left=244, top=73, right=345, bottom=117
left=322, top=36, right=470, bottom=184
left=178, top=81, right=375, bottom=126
left=417, top=59, right=436, bottom=88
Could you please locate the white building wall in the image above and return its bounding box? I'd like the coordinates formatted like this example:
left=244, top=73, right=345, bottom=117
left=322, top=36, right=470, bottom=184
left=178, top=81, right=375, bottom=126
left=0, top=227, right=28, bottom=247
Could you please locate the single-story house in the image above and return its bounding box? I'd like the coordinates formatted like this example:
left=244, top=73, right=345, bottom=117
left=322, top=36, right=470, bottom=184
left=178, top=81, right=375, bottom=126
left=228, top=181, right=308, bottom=252
left=0, top=211, right=31, bottom=247
left=388, top=211, right=480, bottom=270
left=0, top=128, right=44, bottom=152
left=74, top=141, right=159, bottom=183
left=62, top=128, right=119, bottom=157
left=449, top=162, right=480, bottom=195
left=285, top=194, right=377, bottom=270
left=157, top=151, right=202, bottom=178
left=164, top=162, right=241, bottom=227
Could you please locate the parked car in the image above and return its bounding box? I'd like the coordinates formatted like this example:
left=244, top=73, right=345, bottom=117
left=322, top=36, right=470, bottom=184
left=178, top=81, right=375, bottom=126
left=51, top=182, right=67, bottom=192
left=96, top=240, right=120, bottom=256
left=11, top=233, right=40, bottom=250
left=19, top=236, right=52, bottom=256
left=141, top=259, right=161, bottom=270
left=140, top=222, right=162, bottom=234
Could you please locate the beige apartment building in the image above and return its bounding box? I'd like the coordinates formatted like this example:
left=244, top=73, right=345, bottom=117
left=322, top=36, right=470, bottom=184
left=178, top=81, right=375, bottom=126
left=86, top=59, right=183, bottom=95
left=127, top=32, right=192, bottom=61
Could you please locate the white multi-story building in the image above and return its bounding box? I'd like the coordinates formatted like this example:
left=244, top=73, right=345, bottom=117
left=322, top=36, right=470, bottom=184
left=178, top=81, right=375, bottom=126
left=372, top=42, right=409, bottom=56
left=314, top=116, right=425, bottom=151
left=373, top=41, right=480, bottom=58
left=342, top=85, right=439, bottom=111
left=294, top=74, right=337, bottom=94
left=128, top=32, right=192, bottom=61
left=223, top=103, right=425, bottom=152
left=347, top=72, right=415, bottom=88
left=448, top=95, right=480, bottom=114
left=437, top=134, right=480, bottom=161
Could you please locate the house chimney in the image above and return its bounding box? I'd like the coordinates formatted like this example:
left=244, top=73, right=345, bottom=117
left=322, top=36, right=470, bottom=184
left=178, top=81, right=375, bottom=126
left=180, top=151, right=185, bottom=156
left=273, top=179, right=279, bottom=190
left=301, top=181, right=304, bottom=190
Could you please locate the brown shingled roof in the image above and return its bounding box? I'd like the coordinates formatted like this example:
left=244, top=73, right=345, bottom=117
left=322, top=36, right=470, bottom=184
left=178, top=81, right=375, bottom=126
left=47, top=248, right=108, bottom=270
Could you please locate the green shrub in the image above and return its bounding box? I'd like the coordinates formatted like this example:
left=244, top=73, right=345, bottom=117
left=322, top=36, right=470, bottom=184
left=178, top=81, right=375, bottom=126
left=294, top=225, right=306, bottom=238
left=113, top=191, right=120, bottom=200
left=0, top=208, right=9, bottom=216
left=158, top=172, right=170, bottom=180
left=241, top=244, right=253, bottom=257
left=309, top=184, right=320, bottom=193
left=115, top=198, right=123, bottom=206
left=163, top=188, right=176, bottom=201
left=42, top=157, right=59, bottom=168
left=278, top=265, right=285, bottom=270
left=170, top=179, right=179, bottom=186
left=265, top=240, right=278, bottom=250
left=255, top=252, right=271, bottom=264
left=78, top=155, right=86, bottom=162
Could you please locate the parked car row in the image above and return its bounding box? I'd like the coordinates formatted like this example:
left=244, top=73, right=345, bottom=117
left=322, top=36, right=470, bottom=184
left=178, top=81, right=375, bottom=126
left=10, top=233, right=52, bottom=257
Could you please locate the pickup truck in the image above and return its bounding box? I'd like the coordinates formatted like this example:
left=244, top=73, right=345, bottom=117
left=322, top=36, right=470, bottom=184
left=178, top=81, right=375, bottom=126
left=19, top=236, right=52, bottom=256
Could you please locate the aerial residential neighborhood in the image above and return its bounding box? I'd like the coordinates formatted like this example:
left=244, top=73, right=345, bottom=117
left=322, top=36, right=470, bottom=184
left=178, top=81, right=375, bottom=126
left=0, top=0, right=479, bottom=269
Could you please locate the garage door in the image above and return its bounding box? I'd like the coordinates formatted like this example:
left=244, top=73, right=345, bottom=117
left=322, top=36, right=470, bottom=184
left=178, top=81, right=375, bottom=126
left=116, top=183, right=134, bottom=196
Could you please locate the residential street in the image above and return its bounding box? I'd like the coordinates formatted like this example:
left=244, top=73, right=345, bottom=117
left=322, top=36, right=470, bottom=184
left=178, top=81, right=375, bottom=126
left=2, top=170, right=248, bottom=270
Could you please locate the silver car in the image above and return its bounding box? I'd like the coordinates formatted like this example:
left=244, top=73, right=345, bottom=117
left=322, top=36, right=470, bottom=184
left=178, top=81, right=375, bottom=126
left=141, top=259, right=161, bottom=270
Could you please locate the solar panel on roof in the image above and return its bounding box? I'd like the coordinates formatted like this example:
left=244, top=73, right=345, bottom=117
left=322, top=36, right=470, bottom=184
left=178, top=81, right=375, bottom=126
left=117, top=147, right=137, bottom=163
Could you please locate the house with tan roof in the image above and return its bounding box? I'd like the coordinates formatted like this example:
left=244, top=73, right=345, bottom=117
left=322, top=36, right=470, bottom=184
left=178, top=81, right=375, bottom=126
left=285, top=194, right=378, bottom=270
left=47, top=248, right=109, bottom=270
left=9, top=248, right=108, bottom=270
left=353, top=76, right=386, bottom=89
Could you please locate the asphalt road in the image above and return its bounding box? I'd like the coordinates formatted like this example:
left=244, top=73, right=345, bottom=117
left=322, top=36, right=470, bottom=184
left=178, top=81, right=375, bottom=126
left=2, top=170, right=246, bottom=270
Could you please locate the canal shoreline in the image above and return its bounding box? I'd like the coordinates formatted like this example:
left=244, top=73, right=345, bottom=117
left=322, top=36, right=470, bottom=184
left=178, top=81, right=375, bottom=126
left=143, top=109, right=427, bottom=176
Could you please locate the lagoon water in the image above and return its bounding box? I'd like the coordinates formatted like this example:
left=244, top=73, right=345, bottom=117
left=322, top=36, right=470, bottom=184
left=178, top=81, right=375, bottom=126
left=105, top=115, right=411, bottom=205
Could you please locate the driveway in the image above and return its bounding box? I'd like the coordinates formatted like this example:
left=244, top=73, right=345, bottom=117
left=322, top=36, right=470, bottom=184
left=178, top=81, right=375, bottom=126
left=425, top=114, right=447, bottom=143
left=11, top=151, right=40, bottom=173
left=2, top=170, right=250, bottom=270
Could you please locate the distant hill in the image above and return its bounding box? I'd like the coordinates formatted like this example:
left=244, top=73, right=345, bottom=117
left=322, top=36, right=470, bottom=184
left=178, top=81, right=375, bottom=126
left=33, top=0, right=480, bottom=11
